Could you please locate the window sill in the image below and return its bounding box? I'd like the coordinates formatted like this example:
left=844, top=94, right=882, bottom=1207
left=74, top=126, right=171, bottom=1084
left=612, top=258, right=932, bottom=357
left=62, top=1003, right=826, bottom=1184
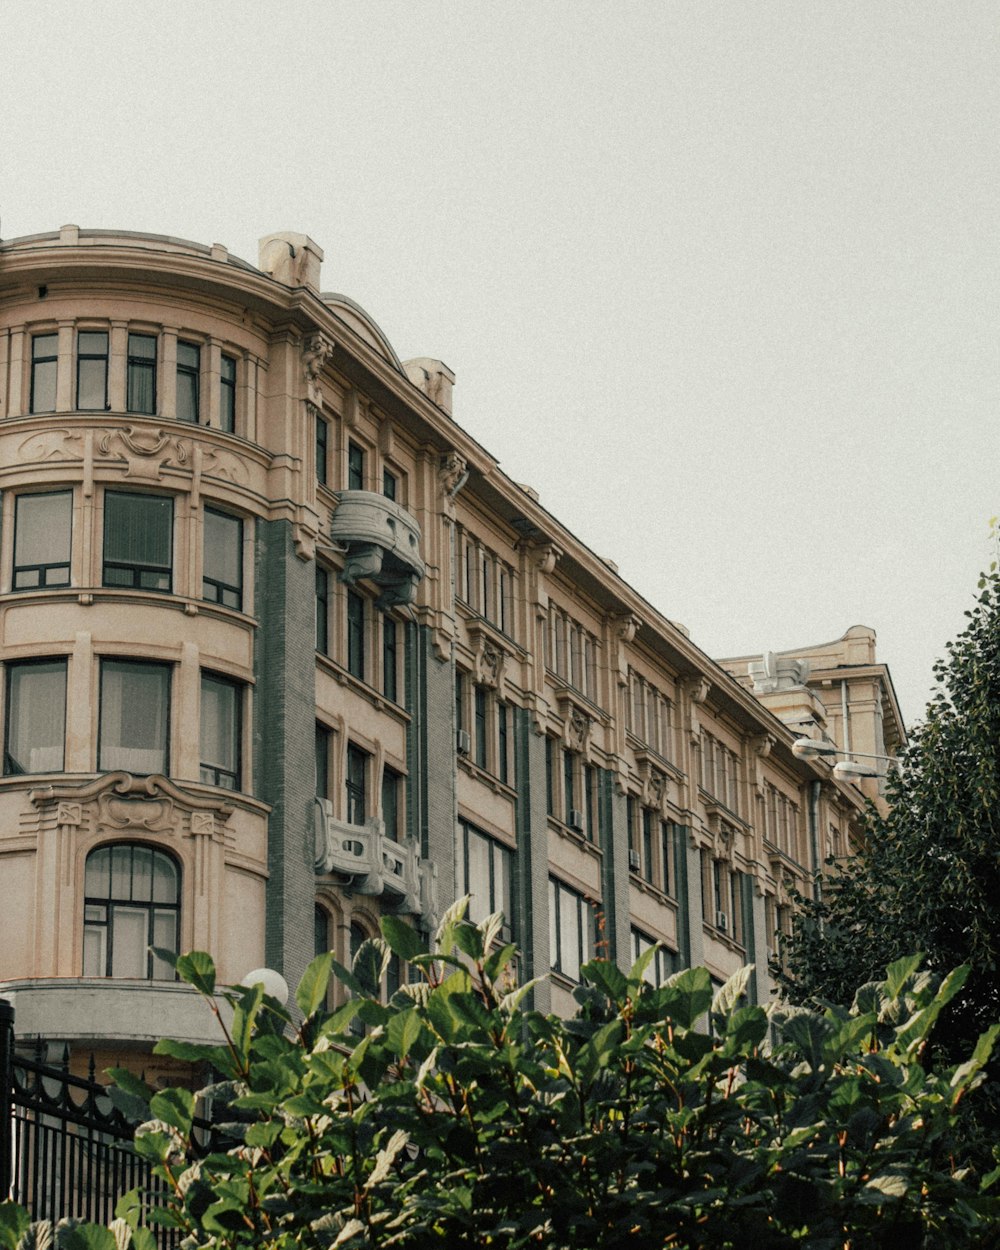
left=457, top=754, right=516, bottom=799
left=547, top=816, right=601, bottom=858
left=701, top=922, right=747, bottom=955
left=627, top=873, right=678, bottom=911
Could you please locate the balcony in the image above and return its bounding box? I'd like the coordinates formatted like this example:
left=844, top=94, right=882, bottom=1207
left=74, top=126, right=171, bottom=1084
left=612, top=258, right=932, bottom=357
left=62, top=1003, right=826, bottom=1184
left=314, top=800, right=437, bottom=925
left=329, top=491, right=425, bottom=608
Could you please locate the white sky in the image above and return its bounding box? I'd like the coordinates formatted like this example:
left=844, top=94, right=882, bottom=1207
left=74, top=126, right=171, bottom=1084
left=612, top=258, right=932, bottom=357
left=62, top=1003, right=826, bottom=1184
left=3, top=1, right=997, bottom=729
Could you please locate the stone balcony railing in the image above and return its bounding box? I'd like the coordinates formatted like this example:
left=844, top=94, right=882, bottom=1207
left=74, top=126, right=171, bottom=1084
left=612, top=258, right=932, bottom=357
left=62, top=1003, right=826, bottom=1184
left=329, top=491, right=425, bottom=608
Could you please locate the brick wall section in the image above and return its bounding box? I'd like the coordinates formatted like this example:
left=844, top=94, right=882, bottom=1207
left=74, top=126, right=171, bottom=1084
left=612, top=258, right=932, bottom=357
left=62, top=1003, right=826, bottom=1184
left=513, top=709, right=551, bottom=1014
left=254, top=518, right=317, bottom=998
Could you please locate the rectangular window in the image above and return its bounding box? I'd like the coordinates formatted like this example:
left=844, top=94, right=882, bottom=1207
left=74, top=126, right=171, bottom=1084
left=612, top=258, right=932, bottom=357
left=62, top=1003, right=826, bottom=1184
left=220, top=354, right=236, bottom=432
left=661, top=821, right=675, bottom=897
left=127, top=333, right=157, bottom=414
left=627, top=796, right=638, bottom=870
left=316, top=723, right=331, bottom=798
left=642, top=808, right=654, bottom=884
left=77, top=330, right=109, bottom=411
left=4, top=659, right=66, bottom=775
left=497, top=701, right=509, bottom=786
left=347, top=591, right=365, bottom=680
left=316, top=567, right=330, bottom=654
left=176, top=341, right=200, bottom=422
left=346, top=743, right=368, bottom=825
left=548, top=878, right=594, bottom=982
left=348, top=441, right=365, bottom=491
left=563, top=749, right=576, bottom=822
left=457, top=822, right=512, bottom=927
left=474, top=685, right=488, bottom=768
left=14, top=492, right=72, bottom=589
left=545, top=735, right=554, bottom=815
left=200, top=672, right=241, bottom=789
left=103, top=492, right=173, bottom=591
left=382, top=468, right=397, bottom=501
left=383, top=617, right=398, bottom=702
left=584, top=764, right=597, bottom=842
left=630, top=929, right=677, bottom=986
left=455, top=669, right=465, bottom=733
left=499, top=570, right=510, bottom=635
left=30, top=333, right=58, bottom=414
left=316, top=414, right=329, bottom=486
left=99, top=659, right=170, bottom=775
left=382, top=765, right=401, bottom=841
left=203, top=508, right=243, bottom=609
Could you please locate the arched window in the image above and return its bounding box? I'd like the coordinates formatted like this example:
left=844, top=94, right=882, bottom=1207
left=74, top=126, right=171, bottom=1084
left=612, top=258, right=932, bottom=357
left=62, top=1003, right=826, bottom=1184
left=83, top=843, right=179, bottom=979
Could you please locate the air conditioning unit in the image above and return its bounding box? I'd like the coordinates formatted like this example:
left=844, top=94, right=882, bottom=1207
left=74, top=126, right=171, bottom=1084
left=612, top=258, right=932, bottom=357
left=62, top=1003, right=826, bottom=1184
left=628, top=849, right=641, bottom=871
left=715, top=910, right=728, bottom=932
left=456, top=729, right=471, bottom=755
left=568, top=809, right=585, bottom=832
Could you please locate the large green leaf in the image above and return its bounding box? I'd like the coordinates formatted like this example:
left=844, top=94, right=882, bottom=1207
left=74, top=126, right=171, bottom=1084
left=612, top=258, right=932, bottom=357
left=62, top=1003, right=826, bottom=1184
left=295, top=951, right=334, bottom=1018
left=381, top=914, right=427, bottom=962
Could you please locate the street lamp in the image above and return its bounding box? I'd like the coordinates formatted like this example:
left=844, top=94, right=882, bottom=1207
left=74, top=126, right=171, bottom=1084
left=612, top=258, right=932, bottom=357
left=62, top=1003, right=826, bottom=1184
left=790, top=737, right=900, bottom=779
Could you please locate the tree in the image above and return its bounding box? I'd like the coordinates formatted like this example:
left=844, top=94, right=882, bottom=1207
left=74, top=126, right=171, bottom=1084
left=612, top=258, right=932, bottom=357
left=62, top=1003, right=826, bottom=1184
left=775, top=567, right=1000, bottom=1074
left=4, top=906, right=999, bottom=1250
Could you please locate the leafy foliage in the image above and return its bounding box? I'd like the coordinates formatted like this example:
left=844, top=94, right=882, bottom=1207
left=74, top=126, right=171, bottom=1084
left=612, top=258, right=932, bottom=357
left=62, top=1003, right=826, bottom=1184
left=6, top=909, right=999, bottom=1249
left=775, top=567, right=1000, bottom=1121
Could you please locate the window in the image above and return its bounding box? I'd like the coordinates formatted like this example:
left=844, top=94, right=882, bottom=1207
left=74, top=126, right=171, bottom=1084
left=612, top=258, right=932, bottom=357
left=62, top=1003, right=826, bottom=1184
left=316, top=414, right=329, bottom=486
left=220, top=354, right=236, bottom=433
left=83, top=844, right=179, bottom=979
left=701, top=849, right=745, bottom=945
left=474, top=685, right=488, bottom=768
left=126, top=333, right=157, bottom=414
left=457, top=532, right=515, bottom=635
left=661, top=821, right=675, bottom=897
left=455, top=670, right=466, bottom=736
left=346, top=743, right=368, bottom=825
left=546, top=605, right=600, bottom=702
left=315, top=904, right=331, bottom=956
left=176, top=342, right=200, bottom=422
left=200, top=673, right=241, bottom=789
left=382, top=468, right=397, bottom=501
left=316, top=567, right=330, bottom=654
left=316, top=722, right=332, bottom=799
left=545, top=736, right=554, bottom=815
left=457, top=822, right=512, bottom=927
left=583, top=764, right=598, bottom=842
left=383, top=617, right=398, bottom=702
left=627, top=670, right=674, bottom=760
left=642, top=808, right=655, bottom=885
left=4, top=659, right=66, bottom=775
left=497, top=701, right=509, bottom=786
left=346, top=591, right=365, bottom=680
left=382, top=766, right=401, bottom=841
left=14, top=492, right=72, bottom=589
left=103, top=492, right=173, bottom=592
left=30, top=333, right=58, bottom=414
left=203, top=508, right=242, bottom=609
left=77, top=330, right=108, bottom=410
left=100, top=660, right=170, bottom=775
left=548, top=878, right=595, bottom=981
left=348, top=441, right=365, bottom=491
left=630, top=929, right=677, bottom=986
left=563, top=749, right=577, bottom=824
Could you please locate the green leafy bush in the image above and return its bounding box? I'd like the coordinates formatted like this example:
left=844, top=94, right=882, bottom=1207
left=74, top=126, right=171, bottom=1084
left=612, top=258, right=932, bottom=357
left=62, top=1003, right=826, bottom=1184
left=3, top=903, right=999, bottom=1248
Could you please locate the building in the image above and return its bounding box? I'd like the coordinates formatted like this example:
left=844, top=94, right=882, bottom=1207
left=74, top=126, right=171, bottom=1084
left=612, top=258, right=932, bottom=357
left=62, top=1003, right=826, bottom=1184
left=0, top=225, right=905, bottom=1078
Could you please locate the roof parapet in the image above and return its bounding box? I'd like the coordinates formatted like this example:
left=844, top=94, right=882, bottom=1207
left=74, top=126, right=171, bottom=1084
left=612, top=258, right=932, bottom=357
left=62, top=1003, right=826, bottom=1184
left=258, top=231, right=324, bottom=291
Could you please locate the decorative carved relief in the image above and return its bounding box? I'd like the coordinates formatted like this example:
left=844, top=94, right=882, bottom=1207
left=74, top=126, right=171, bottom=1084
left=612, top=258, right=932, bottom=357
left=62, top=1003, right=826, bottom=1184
left=611, top=612, right=643, bottom=644
left=98, top=427, right=189, bottom=480
left=302, top=333, right=334, bottom=406
left=438, top=451, right=468, bottom=513
left=201, top=447, right=251, bottom=485
left=56, top=802, right=82, bottom=827
left=636, top=754, right=669, bottom=815
left=17, top=429, right=85, bottom=462
left=680, top=675, right=711, bottom=706
left=529, top=542, right=562, bottom=575
left=30, top=772, right=233, bottom=841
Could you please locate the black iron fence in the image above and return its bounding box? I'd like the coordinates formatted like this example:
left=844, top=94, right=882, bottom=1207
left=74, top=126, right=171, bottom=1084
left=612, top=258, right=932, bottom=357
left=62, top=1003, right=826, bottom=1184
left=1, top=999, right=222, bottom=1241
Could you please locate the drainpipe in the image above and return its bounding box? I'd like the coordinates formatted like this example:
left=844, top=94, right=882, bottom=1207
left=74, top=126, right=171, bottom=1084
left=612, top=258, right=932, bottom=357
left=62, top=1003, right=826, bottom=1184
left=840, top=680, right=851, bottom=759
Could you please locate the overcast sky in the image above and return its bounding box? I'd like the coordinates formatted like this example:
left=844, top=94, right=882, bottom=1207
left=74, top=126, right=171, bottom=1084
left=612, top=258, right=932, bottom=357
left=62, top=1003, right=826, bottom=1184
left=3, top=1, right=997, bottom=729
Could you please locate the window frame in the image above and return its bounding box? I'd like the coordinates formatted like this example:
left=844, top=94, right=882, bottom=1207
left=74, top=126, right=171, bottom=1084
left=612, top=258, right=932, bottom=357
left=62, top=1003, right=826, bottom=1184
left=103, top=490, right=174, bottom=593
left=346, top=590, right=366, bottom=681
left=548, top=877, right=595, bottom=982
left=30, top=333, right=59, bottom=414
left=202, top=506, right=243, bottom=610
left=175, top=341, right=201, bottom=423
left=458, top=820, right=512, bottom=929
left=347, top=441, right=366, bottom=491
left=76, top=329, right=109, bottom=412
left=83, top=842, right=180, bottom=980
left=4, top=657, right=67, bottom=776
left=345, top=742, right=369, bottom=825
left=199, top=670, right=242, bottom=791
left=13, top=491, right=73, bottom=590
left=98, top=658, right=172, bottom=776
left=126, top=332, right=157, bottom=415
left=382, top=615, right=398, bottom=702
left=220, top=353, right=237, bottom=433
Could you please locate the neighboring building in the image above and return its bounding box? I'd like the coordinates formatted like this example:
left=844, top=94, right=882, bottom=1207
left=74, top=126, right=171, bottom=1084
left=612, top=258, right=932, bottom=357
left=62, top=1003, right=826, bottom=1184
left=0, top=226, right=899, bottom=1077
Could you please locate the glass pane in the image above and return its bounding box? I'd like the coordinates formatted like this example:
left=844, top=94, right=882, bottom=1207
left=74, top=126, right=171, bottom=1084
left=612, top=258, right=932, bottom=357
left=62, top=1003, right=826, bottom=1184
left=16, top=493, right=71, bottom=568
left=176, top=372, right=198, bottom=422
left=493, top=843, right=511, bottom=923
left=78, top=331, right=107, bottom=355
left=85, top=847, right=110, bottom=897
left=110, top=907, right=147, bottom=978
left=100, top=661, right=169, bottom=773
left=315, top=905, right=329, bottom=956
left=111, top=845, right=132, bottom=899
left=6, top=661, right=66, bottom=773
left=128, top=334, right=156, bottom=360
left=78, top=357, right=107, bottom=410
left=152, top=852, right=178, bottom=903
left=105, top=493, right=172, bottom=566
left=177, top=342, right=199, bottom=369
left=131, top=845, right=153, bottom=902
left=82, top=925, right=105, bottom=976
left=204, top=510, right=241, bottom=588
left=548, top=879, right=557, bottom=971
left=561, top=889, right=581, bottom=981
left=151, top=910, right=177, bottom=978
left=31, top=359, right=56, bottom=412
left=466, top=830, right=490, bottom=923
left=201, top=675, right=237, bottom=772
